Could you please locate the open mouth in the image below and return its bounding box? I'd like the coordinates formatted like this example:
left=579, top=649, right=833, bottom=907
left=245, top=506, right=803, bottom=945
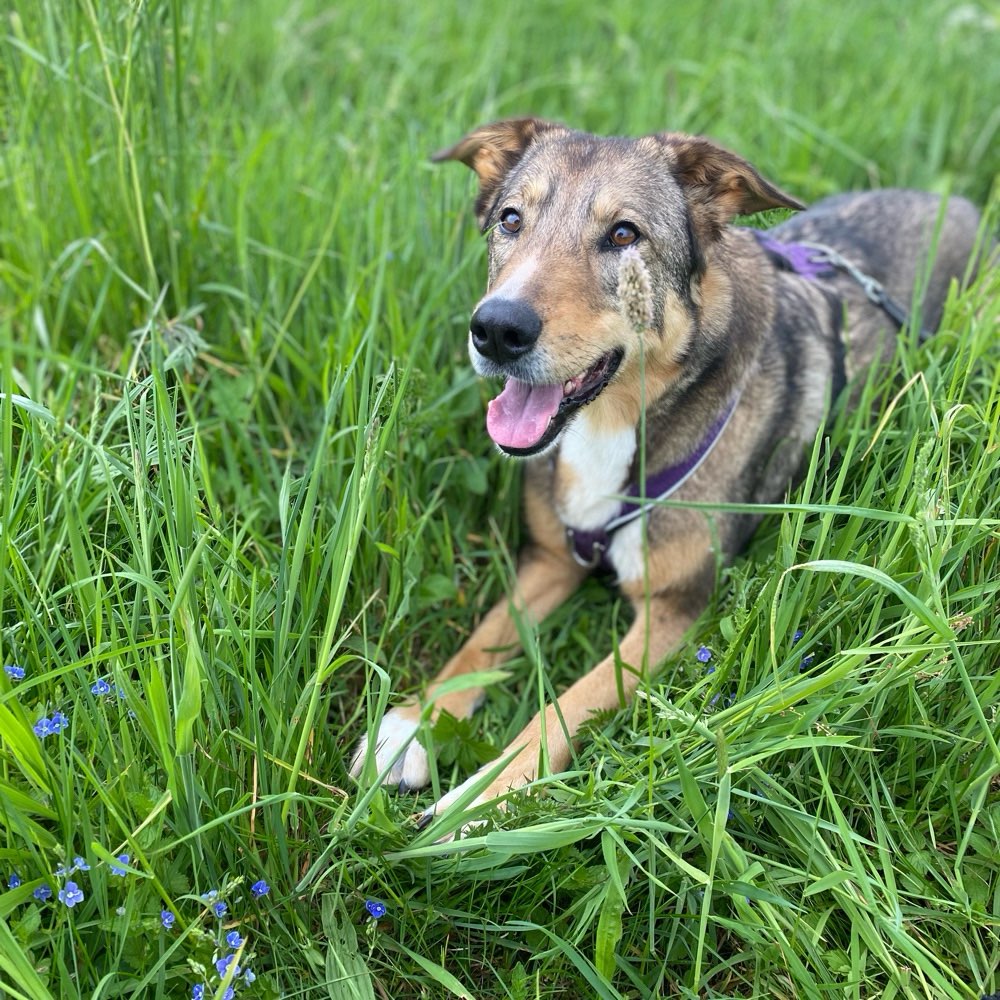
left=485, top=348, right=624, bottom=457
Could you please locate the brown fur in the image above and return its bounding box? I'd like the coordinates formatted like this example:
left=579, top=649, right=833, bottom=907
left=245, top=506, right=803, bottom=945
left=350, top=118, right=983, bottom=821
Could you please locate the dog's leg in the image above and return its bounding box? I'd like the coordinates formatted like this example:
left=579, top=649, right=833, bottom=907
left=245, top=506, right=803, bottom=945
left=349, top=544, right=586, bottom=790
left=420, top=588, right=698, bottom=821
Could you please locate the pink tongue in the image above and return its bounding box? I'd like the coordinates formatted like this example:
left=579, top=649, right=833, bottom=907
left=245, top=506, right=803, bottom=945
left=486, top=379, right=564, bottom=450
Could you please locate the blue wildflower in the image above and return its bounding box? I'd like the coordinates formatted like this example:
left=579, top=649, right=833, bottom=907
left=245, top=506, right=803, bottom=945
left=50, top=711, right=69, bottom=731
left=696, top=645, right=712, bottom=663
left=222, top=989, right=234, bottom=1000
left=161, top=909, right=175, bottom=930
left=34, top=884, right=52, bottom=901
left=91, top=677, right=112, bottom=696
left=800, top=653, right=815, bottom=671
left=33, top=718, right=53, bottom=738
left=201, top=888, right=218, bottom=901
left=8, top=872, right=21, bottom=889
left=792, top=630, right=804, bottom=644
left=110, top=854, right=129, bottom=876
left=72, top=856, right=90, bottom=872
left=225, top=930, right=243, bottom=948
left=216, top=954, right=240, bottom=977
left=250, top=879, right=269, bottom=898
left=58, top=881, right=85, bottom=907
left=192, top=986, right=206, bottom=1000
left=4, top=664, right=25, bottom=680
left=365, top=899, right=387, bottom=919
left=244, top=968, right=256, bottom=984
left=54, top=863, right=69, bottom=877
left=213, top=900, right=227, bottom=918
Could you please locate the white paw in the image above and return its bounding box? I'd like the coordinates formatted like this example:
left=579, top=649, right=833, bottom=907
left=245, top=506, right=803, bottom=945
left=416, top=753, right=530, bottom=838
left=349, top=709, right=430, bottom=791
left=416, top=774, right=492, bottom=841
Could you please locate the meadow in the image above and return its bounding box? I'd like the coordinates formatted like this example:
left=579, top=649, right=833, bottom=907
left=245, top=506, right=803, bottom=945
left=1, top=0, right=998, bottom=997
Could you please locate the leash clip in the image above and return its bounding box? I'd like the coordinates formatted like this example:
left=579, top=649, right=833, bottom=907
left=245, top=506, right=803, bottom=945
left=805, top=243, right=889, bottom=310
left=566, top=527, right=608, bottom=569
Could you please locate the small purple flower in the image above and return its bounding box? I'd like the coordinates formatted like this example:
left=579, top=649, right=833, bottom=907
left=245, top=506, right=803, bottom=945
left=72, top=856, right=90, bottom=872
left=792, top=630, right=804, bottom=644
left=213, top=900, right=227, bottom=918
left=33, top=718, right=53, bottom=738
left=4, top=664, right=25, bottom=681
left=49, top=711, right=69, bottom=732
left=222, top=989, right=234, bottom=1000
left=365, top=899, right=387, bottom=919
left=799, top=654, right=815, bottom=672
left=34, top=884, right=52, bottom=901
left=110, top=854, right=129, bottom=876
left=91, top=677, right=112, bottom=696
left=192, top=986, right=205, bottom=1000
left=225, top=930, right=243, bottom=948
left=201, top=888, right=218, bottom=901
left=243, top=968, right=256, bottom=984
left=696, top=645, right=712, bottom=664
left=54, top=863, right=69, bottom=877
left=250, top=879, right=269, bottom=898
left=161, top=909, right=175, bottom=929
left=58, top=881, right=85, bottom=907
left=7, top=872, right=21, bottom=889
left=216, top=954, right=240, bottom=978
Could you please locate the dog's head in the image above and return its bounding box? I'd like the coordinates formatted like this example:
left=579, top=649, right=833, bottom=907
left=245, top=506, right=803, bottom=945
left=434, top=118, right=803, bottom=457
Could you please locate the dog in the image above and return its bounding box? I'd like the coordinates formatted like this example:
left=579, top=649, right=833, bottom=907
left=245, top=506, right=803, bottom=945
left=350, top=117, right=983, bottom=822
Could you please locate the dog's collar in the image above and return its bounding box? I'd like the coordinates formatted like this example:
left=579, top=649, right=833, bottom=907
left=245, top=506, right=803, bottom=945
left=565, top=390, right=741, bottom=570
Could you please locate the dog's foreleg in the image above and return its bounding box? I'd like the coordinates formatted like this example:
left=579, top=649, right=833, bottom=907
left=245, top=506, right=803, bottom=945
left=349, top=544, right=586, bottom=790
left=421, top=590, right=697, bottom=820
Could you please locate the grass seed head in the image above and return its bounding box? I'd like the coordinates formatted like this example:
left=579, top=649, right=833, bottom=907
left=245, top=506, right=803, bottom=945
left=617, top=246, right=654, bottom=333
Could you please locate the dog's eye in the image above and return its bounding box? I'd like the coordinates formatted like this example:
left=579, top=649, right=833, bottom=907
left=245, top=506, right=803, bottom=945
left=499, top=208, right=522, bottom=235
left=607, top=222, right=639, bottom=248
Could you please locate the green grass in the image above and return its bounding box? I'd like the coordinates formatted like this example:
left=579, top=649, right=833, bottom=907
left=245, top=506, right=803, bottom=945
left=1, top=0, right=999, bottom=996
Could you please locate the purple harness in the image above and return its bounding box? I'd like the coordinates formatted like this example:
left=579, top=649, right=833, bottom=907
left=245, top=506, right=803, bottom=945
left=565, top=392, right=740, bottom=569
left=753, top=234, right=837, bottom=280
left=754, top=231, right=922, bottom=333
left=565, top=230, right=920, bottom=572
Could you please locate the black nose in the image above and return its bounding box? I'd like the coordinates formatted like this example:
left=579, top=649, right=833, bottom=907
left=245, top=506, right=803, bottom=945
left=469, top=298, right=542, bottom=364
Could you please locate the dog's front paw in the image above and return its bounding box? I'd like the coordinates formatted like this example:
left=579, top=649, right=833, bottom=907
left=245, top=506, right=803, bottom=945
left=416, top=752, right=535, bottom=837
left=349, top=706, right=430, bottom=791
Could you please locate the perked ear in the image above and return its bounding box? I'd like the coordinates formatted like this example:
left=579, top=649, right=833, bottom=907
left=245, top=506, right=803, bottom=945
left=659, top=133, right=805, bottom=242
left=432, top=117, right=566, bottom=223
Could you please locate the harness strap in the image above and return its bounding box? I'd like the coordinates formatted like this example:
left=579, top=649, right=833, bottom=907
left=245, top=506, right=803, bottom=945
left=754, top=232, right=933, bottom=339
left=565, top=389, right=741, bottom=570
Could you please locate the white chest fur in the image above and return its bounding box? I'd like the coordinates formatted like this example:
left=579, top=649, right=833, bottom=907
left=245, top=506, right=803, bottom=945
left=554, top=413, right=637, bottom=530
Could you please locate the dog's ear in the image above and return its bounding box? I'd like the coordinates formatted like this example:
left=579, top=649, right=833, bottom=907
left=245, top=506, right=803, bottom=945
left=659, top=133, right=805, bottom=243
left=433, top=118, right=565, bottom=224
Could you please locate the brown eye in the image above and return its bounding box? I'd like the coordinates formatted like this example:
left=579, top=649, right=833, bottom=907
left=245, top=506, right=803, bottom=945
left=607, top=222, right=639, bottom=247
left=499, top=208, right=522, bottom=234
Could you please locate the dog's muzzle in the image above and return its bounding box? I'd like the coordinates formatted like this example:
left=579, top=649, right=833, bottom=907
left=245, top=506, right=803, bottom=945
left=470, top=298, right=542, bottom=365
